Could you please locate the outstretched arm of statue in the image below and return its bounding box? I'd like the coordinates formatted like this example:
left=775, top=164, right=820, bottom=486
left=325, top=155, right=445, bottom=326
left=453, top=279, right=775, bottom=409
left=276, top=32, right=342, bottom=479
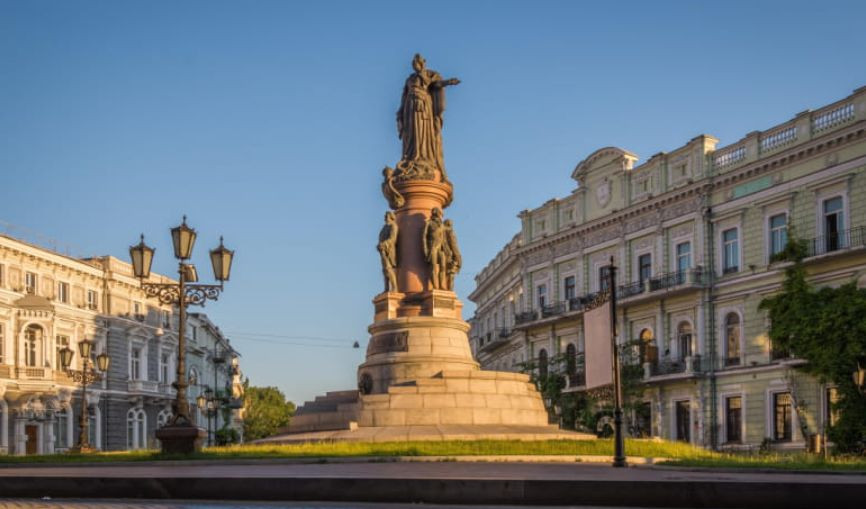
left=435, top=78, right=461, bottom=88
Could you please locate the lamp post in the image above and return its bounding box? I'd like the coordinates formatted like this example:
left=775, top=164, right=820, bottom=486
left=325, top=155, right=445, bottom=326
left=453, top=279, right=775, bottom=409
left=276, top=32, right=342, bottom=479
left=607, top=257, right=627, bottom=468
left=129, top=216, right=234, bottom=454
left=59, top=339, right=111, bottom=453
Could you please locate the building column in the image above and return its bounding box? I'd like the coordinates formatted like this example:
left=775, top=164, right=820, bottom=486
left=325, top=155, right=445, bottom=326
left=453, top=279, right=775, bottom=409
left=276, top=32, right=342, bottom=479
left=14, top=416, right=26, bottom=456
left=696, top=300, right=706, bottom=357
left=0, top=400, right=7, bottom=454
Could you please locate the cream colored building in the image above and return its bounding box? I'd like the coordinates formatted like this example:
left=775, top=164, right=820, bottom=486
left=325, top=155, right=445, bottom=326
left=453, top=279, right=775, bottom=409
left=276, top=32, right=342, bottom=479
left=0, top=233, right=243, bottom=454
left=469, top=86, right=866, bottom=450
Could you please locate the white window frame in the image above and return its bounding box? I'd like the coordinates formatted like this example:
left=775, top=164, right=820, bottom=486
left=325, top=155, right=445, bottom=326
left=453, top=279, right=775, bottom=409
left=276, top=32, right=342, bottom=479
left=674, top=240, right=692, bottom=273
left=766, top=211, right=789, bottom=260
left=536, top=283, right=547, bottom=310
left=674, top=319, right=695, bottom=360
left=126, top=407, right=147, bottom=450
left=562, top=274, right=577, bottom=301
left=55, top=334, right=70, bottom=369
left=814, top=185, right=849, bottom=242
left=719, top=391, right=746, bottom=445
left=765, top=385, right=801, bottom=445
left=129, top=345, right=144, bottom=381
left=635, top=251, right=653, bottom=285
left=57, top=281, right=69, bottom=304
left=719, top=308, right=744, bottom=367
left=670, top=397, right=695, bottom=444
left=86, top=290, right=98, bottom=310
left=720, top=226, right=741, bottom=274
left=25, top=272, right=37, bottom=294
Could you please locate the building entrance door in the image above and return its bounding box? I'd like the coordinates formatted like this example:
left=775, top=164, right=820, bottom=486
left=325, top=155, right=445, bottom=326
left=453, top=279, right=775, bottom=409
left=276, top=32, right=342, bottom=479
left=25, top=425, right=38, bottom=455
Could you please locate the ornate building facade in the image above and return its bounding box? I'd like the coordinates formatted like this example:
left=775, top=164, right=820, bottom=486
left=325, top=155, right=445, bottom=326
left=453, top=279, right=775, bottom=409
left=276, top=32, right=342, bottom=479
left=0, top=234, right=243, bottom=454
left=469, top=86, right=866, bottom=450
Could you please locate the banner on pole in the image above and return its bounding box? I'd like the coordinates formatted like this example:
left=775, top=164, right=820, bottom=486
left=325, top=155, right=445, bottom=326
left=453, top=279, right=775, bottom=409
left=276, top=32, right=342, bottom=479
left=584, top=300, right=612, bottom=390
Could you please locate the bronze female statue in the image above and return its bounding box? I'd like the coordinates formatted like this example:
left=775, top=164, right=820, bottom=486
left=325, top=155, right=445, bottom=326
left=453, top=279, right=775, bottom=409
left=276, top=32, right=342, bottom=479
left=396, top=54, right=460, bottom=182
left=377, top=211, right=399, bottom=292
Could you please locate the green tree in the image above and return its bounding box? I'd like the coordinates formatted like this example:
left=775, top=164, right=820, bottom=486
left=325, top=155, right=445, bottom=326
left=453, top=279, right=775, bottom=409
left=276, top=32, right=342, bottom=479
left=759, top=238, right=866, bottom=453
left=242, top=380, right=296, bottom=441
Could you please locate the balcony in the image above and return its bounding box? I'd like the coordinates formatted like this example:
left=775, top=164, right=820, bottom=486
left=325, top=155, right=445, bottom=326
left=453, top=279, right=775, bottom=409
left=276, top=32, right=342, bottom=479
left=480, top=328, right=515, bottom=353
left=541, top=302, right=566, bottom=318
left=618, top=280, right=645, bottom=299
left=128, top=380, right=159, bottom=393
left=805, top=226, right=866, bottom=258
left=644, top=355, right=701, bottom=380
left=515, top=311, right=537, bottom=325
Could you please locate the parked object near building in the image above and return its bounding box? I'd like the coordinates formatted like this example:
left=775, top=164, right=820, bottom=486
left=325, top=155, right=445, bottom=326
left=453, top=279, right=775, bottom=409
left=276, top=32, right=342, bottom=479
left=0, top=233, right=243, bottom=455
left=469, top=86, right=866, bottom=451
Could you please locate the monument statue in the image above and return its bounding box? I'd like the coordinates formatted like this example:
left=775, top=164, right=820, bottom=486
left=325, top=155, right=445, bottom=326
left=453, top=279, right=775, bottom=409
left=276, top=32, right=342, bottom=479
left=444, top=219, right=461, bottom=290
left=395, top=53, right=460, bottom=183
left=423, top=207, right=448, bottom=290
left=381, top=166, right=405, bottom=209
left=377, top=211, right=399, bottom=292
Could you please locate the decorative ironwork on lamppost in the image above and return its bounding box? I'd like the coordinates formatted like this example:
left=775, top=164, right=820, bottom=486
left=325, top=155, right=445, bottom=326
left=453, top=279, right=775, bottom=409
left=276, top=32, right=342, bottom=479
left=129, top=216, right=234, bottom=454
left=59, top=339, right=111, bottom=453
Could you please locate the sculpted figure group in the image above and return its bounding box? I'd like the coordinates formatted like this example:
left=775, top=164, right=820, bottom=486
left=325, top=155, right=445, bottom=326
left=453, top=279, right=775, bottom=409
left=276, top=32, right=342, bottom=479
left=423, top=208, right=461, bottom=291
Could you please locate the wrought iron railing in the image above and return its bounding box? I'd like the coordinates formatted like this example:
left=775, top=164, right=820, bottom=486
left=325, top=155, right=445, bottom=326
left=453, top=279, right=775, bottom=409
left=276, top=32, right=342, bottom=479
left=498, top=328, right=512, bottom=339
left=515, top=311, right=537, bottom=325
left=651, top=359, right=687, bottom=376
left=541, top=302, right=566, bottom=318
left=618, top=280, right=645, bottom=299
left=805, top=226, right=866, bottom=257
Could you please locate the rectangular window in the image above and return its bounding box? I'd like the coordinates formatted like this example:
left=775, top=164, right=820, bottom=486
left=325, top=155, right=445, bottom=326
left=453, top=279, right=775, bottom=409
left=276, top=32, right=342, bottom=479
left=823, top=197, right=844, bottom=252
left=722, top=229, right=739, bottom=273
left=192, top=326, right=198, bottom=342
left=57, top=282, right=69, bottom=304
left=25, top=272, right=37, bottom=294
left=130, top=348, right=141, bottom=381
left=55, top=335, right=70, bottom=369
left=86, top=290, right=98, bottom=310
left=676, top=242, right=691, bottom=273
left=133, top=301, right=143, bottom=320
left=675, top=400, right=691, bottom=442
left=536, top=284, right=547, bottom=309
left=769, top=214, right=788, bottom=257
left=162, top=310, right=171, bottom=328
left=773, top=392, right=793, bottom=442
left=160, top=353, right=170, bottom=383
left=54, top=410, right=69, bottom=449
left=599, top=266, right=611, bottom=292
left=638, top=253, right=652, bottom=285
left=563, top=276, right=576, bottom=300
left=725, top=396, right=742, bottom=443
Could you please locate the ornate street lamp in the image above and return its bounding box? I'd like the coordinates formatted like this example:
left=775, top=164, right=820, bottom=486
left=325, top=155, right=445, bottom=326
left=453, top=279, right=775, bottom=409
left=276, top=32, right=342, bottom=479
left=59, top=339, right=110, bottom=453
left=129, top=215, right=234, bottom=454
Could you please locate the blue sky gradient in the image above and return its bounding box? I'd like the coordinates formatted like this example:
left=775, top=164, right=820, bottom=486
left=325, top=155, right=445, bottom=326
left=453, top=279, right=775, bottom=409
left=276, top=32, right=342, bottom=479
left=2, top=0, right=865, bottom=403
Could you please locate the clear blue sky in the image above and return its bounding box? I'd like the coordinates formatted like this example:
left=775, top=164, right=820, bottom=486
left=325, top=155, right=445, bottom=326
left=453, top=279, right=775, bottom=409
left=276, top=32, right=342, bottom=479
left=2, top=0, right=865, bottom=404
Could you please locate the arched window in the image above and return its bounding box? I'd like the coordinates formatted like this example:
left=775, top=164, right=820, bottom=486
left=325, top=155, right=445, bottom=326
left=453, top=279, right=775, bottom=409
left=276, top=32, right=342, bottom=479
left=126, top=407, right=147, bottom=450
left=538, top=348, right=548, bottom=379
left=639, top=328, right=655, bottom=365
left=677, top=322, right=693, bottom=359
left=725, top=313, right=741, bottom=366
left=24, top=325, right=42, bottom=367
left=565, top=343, right=577, bottom=377
left=157, top=409, right=171, bottom=429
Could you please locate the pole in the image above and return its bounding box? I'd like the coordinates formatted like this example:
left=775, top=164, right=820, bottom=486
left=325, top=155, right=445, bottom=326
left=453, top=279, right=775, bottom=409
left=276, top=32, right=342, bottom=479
left=175, top=262, right=190, bottom=424
left=78, top=355, right=90, bottom=450
left=609, top=256, right=626, bottom=468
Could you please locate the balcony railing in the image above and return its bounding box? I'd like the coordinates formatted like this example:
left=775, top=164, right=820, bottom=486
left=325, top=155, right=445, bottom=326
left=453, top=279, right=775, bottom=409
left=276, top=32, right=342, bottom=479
left=651, top=359, right=688, bottom=376
left=128, top=380, right=159, bottom=393
left=805, top=226, right=866, bottom=258
left=541, top=302, right=566, bottom=318
left=515, top=311, right=537, bottom=325
left=498, top=328, right=512, bottom=339
left=619, top=280, right=645, bottom=299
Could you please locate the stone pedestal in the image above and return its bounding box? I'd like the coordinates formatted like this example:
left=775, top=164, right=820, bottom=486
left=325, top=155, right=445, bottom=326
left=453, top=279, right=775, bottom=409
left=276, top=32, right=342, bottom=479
left=155, top=425, right=206, bottom=454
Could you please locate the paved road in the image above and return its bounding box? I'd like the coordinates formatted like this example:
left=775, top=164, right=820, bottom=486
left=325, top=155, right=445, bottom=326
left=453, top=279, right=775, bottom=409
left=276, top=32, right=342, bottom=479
left=0, top=501, right=670, bottom=509
left=0, top=461, right=862, bottom=484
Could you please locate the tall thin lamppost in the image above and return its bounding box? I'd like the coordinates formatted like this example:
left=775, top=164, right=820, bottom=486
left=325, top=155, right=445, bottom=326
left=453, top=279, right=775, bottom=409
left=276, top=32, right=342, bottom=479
left=607, top=257, right=626, bottom=468
left=59, top=339, right=111, bottom=453
left=129, top=216, right=234, bottom=454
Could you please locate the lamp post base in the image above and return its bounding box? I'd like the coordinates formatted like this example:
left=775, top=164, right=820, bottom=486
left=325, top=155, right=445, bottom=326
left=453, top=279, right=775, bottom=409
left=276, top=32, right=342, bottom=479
left=155, top=424, right=206, bottom=455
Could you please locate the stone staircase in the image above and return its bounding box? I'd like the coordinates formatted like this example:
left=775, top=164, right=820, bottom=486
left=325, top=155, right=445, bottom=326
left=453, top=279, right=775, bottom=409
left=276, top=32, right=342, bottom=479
left=285, top=390, right=361, bottom=432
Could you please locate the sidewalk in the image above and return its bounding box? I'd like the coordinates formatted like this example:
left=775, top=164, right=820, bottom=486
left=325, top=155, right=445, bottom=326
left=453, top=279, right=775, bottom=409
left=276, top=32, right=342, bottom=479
left=0, top=461, right=863, bottom=508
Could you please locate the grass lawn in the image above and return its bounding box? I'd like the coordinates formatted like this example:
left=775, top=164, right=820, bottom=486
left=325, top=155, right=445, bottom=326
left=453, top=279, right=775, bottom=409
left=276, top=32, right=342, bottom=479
left=0, top=439, right=863, bottom=472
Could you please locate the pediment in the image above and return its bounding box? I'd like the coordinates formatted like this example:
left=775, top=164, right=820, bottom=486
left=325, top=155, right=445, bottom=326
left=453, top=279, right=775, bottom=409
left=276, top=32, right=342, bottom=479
left=571, top=146, right=638, bottom=183
left=14, top=294, right=54, bottom=311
